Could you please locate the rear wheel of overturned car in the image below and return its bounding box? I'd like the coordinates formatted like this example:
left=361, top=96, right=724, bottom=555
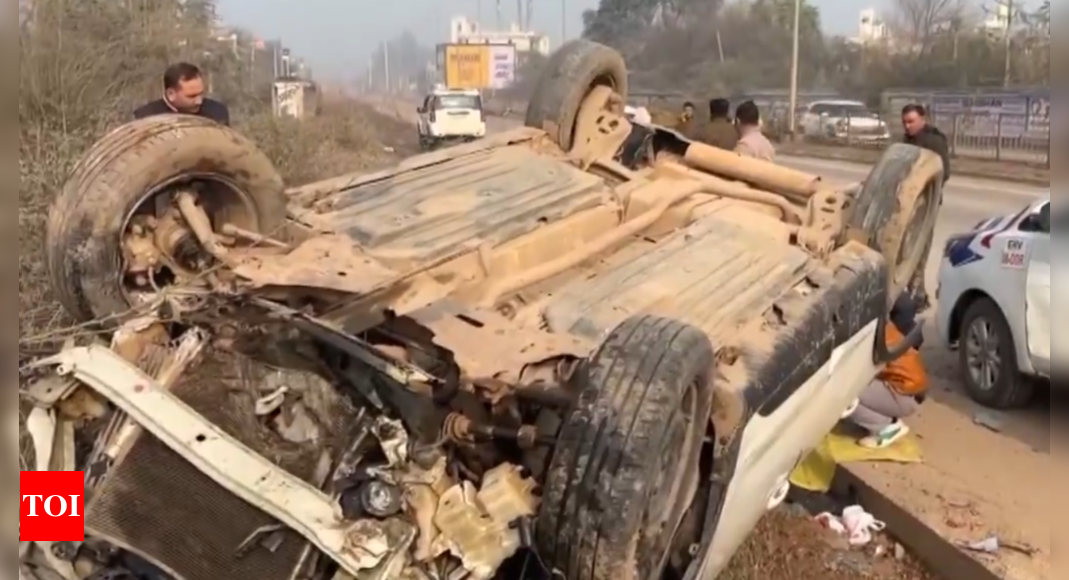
left=525, top=39, right=628, bottom=152
left=538, top=315, right=714, bottom=580
left=846, top=143, right=943, bottom=304
left=45, top=115, right=288, bottom=326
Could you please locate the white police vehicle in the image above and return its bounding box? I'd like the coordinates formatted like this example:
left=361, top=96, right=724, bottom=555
left=935, top=194, right=1051, bottom=408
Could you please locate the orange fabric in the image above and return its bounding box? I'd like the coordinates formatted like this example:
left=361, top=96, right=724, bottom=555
left=879, top=324, right=928, bottom=396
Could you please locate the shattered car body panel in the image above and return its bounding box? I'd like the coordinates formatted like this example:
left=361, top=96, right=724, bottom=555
left=27, top=40, right=941, bottom=580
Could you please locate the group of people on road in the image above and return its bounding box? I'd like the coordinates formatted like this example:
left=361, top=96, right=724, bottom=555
left=668, top=98, right=777, bottom=161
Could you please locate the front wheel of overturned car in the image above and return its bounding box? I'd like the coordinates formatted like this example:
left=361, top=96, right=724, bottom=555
left=537, top=315, right=715, bottom=580
left=45, top=115, right=287, bottom=327
left=846, top=143, right=943, bottom=304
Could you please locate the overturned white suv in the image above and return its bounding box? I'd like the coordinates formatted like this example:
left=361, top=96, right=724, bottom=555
left=19, top=40, right=939, bottom=580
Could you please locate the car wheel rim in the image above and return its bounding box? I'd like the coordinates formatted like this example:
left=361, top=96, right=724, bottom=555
left=965, top=317, right=1001, bottom=390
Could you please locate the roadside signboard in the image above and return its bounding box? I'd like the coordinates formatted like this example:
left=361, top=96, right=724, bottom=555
left=488, top=45, right=516, bottom=89
left=442, top=44, right=489, bottom=89
left=439, top=43, right=517, bottom=90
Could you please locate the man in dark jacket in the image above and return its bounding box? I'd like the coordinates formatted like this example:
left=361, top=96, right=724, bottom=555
left=901, top=104, right=948, bottom=183
left=698, top=98, right=738, bottom=150
left=676, top=101, right=701, bottom=139
left=900, top=103, right=948, bottom=312
left=135, top=62, right=230, bottom=125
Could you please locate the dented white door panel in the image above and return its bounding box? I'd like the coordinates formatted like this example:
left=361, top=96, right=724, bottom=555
left=697, top=320, right=882, bottom=579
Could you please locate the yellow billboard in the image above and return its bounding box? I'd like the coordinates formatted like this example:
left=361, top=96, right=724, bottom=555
left=443, top=44, right=490, bottom=89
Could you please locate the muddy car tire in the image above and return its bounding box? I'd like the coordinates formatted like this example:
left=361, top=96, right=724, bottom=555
left=538, top=315, right=714, bottom=580
left=525, top=39, right=627, bottom=151
left=847, top=143, right=943, bottom=303
left=46, top=115, right=287, bottom=325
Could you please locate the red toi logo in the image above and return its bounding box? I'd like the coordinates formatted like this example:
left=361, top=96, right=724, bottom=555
left=20, top=471, right=85, bottom=542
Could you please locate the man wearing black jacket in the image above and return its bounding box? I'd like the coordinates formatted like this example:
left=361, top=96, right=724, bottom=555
left=900, top=103, right=948, bottom=312
left=901, top=104, right=949, bottom=183
left=135, top=62, right=230, bottom=125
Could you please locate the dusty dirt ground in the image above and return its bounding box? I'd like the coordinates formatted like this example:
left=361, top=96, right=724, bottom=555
left=848, top=316, right=1050, bottom=580
left=720, top=506, right=934, bottom=580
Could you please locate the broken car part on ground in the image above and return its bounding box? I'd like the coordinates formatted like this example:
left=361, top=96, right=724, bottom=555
left=20, top=39, right=941, bottom=580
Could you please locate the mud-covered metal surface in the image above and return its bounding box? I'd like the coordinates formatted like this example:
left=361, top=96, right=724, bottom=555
left=310, top=145, right=608, bottom=263
left=542, top=206, right=812, bottom=340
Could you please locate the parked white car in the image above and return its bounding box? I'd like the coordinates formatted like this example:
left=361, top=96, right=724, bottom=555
left=935, top=195, right=1051, bottom=408
left=801, top=100, right=890, bottom=143
left=417, top=87, right=486, bottom=149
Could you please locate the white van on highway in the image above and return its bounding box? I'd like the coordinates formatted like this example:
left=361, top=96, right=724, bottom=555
left=417, top=87, right=486, bottom=150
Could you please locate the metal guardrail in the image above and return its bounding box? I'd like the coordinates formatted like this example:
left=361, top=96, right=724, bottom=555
left=764, top=111, right=1049, bottom=167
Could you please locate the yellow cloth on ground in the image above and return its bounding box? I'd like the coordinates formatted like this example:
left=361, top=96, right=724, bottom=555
left=789, top=429, right=923, bottom=492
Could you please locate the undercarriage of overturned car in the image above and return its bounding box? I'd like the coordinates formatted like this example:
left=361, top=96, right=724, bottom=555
left=19, top=40, right=939, bottom=580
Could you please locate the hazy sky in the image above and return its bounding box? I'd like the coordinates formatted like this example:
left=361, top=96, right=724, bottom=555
left=213, top=0, right=1015, bottom=78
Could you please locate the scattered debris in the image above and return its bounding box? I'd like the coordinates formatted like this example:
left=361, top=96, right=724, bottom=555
left=961, top=536, right=1000, bottom=554
left=959, top=535, right=1038, bottom=557
left=972, top=411, right=1003, bottom=432
left=813, top=505, right=886, bottom=546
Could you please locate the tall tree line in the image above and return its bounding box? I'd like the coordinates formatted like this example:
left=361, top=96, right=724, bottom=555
left=580, top=0, right=1049, bottom=102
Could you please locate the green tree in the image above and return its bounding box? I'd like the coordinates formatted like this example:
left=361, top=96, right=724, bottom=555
left=582, top=0, right=665, bottom=46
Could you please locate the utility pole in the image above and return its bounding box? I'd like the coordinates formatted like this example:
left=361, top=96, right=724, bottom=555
left=383, top=41, right=391, bottom=93
left=561, top=0, right=567, bottom=41
left=787, top=0, right=801, bottom=140
left=1002, top=0, right=1014, bottom=87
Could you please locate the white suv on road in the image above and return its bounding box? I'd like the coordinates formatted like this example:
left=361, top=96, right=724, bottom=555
left=935, top=195, right=1051, bottom=408
left=417, top=88, right=486, bottom=150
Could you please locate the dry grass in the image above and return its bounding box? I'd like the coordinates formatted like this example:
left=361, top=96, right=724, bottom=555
left=18, top=1, right=413, bottom=469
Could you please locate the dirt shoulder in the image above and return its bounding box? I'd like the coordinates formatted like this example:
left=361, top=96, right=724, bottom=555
left=722, top=506, right=934, bottom=579
left=849, top=319, right=1050, bottom=580
left=776, top=143, right=1049, bottom=186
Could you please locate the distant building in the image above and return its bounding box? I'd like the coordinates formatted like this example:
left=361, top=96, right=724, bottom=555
left=449, top=16, right=550, bottom=55
left=978, top=4, right=1011, bottom=32
left=853, top=8, right=890, bottom=44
